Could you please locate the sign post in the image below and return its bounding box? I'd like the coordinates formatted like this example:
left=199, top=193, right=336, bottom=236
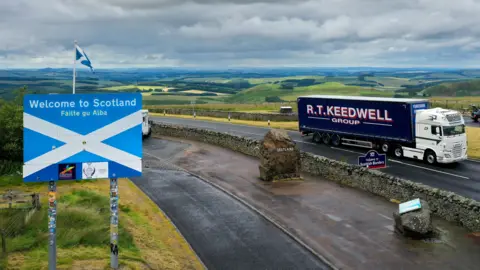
left=358, top=150, right=387, bottom=169
left=48, top=181, right=57, bottom=270
left=110, top=178, right=119, bottom=268
left=23, top=93, right=143, bottom=270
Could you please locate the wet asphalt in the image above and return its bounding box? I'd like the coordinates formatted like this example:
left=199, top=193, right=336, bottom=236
left=131, top=142, right=331, bottom=270
left=152, top=116, right=480, bottom=201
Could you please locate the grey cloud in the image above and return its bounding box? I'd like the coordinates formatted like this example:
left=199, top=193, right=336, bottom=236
left=2, top=0, right=480, bottom=68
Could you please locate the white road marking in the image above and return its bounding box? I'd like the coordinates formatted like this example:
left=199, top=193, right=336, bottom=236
left=389, top=159, right=469, bottom=179
left=385, top=225, right=394, bottom=231
left=326, top=214, right=343, bottom=222
left=378, top=213, right=393, bottom=221
left=294, top=140, right=317, bottom=145
left=468, top=158, right=480, bottom=163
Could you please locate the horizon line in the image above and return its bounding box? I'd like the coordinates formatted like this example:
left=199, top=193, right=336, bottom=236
left=0, top=66, right=478, bottom=71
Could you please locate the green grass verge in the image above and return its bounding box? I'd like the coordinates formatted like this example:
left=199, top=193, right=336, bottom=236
left=0, top=187, right=139, bottom=269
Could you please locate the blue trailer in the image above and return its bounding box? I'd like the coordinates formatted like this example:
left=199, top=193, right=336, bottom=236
left=297, top=95, right=468, bottom=164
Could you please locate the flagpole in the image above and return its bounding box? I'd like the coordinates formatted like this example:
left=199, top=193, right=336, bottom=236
left=73, top=40, right=77, bottom=94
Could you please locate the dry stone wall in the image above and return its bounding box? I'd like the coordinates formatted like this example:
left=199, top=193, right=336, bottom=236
left=152, top=123, right=480, bottom=232
left=147, top=108, right=298, bottom=122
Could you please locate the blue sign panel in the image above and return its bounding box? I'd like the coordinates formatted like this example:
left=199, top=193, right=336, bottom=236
left=23, top=93, right=143, bottom=182
left=358, top=150, right=387, bottom=169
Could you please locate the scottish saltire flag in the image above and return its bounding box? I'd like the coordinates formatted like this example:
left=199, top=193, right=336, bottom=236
left=75, top=44, right=94, bottom=73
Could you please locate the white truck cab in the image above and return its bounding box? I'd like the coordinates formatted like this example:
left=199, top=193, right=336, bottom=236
left=402, top=108, right=468, bottom=164
left=141, top=109, right=152, bottom=139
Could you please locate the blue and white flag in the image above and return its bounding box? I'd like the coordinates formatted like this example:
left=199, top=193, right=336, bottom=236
left=75, top=44, right=94, bottom=73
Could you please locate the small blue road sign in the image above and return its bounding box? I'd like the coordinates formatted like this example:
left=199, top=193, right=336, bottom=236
left=23, top=93, right=143, bottom=182
left=358, top=150, right=387, bottom=169
left=399, top=198, right=422, bottom=214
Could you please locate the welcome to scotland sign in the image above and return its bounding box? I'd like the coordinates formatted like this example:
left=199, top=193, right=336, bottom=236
left=23, top=93, right=143, bottom=182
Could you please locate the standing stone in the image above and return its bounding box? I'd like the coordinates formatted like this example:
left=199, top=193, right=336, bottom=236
left=393, top=199, right=434, bottom=238
left=258, top=129, right=302, bottom=181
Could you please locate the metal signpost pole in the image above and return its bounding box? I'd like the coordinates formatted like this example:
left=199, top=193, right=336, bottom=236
left=48, top=181, right=57, bottom=270
left=110, top=178, right=119, bottom=269
left=73, top=40, right=77, bottom=94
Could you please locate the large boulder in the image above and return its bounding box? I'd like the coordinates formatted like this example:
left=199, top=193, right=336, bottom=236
left=393, top=199, right=433, bottom=238
left=258, top=129, right=302, bottom=181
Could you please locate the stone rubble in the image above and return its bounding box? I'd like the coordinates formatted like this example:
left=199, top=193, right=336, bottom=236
left=258, top=129, right=301, bottom=181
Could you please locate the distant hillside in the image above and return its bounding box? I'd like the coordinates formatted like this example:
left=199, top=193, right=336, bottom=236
left=225, top=82, right=392, bottom=103
left=424, top=80, right=480, bottom=96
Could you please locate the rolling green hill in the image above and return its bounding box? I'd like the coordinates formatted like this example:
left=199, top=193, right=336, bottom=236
left=424, top=80, right=480, bottom=96
left=226, top=82, right=394, bottom=103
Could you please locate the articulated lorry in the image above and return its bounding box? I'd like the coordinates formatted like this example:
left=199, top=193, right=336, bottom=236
left=141, top=109, right=152, bottom=139
left=297, top=95, right=468, bottom=165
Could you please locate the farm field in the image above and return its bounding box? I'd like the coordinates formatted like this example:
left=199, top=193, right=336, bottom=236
left=0, top=68, right=479, bottom=106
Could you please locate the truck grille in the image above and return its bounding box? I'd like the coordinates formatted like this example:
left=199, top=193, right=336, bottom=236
left=453, top=144, right=462, bottom=158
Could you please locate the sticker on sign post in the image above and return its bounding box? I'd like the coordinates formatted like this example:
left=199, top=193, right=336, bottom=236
left=358, top=150, right=387, bottom=169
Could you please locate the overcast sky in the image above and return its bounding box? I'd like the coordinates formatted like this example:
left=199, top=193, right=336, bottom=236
left=2, top=0, right=480, bottom=69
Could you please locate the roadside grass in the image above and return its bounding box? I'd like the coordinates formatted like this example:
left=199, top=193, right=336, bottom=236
left=153, top=114, right=480, bottom=159
left=429, top=96, right=480, bottom=110
left=0, top=177, right=203, bottom=270
left=467, top=127, right=480, bottom=159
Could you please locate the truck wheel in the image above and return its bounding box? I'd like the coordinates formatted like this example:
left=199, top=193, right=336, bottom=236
left=393, top=146, right=403, bottom=158
left=331, top=134, right=341, bottom=146
left=424, top=150, right=437, bottom=165
left=381, top=142, right=389, bottom=153
left=312, top=132, right=322, bottom=143
left=322, top=133, right=331, bottom=144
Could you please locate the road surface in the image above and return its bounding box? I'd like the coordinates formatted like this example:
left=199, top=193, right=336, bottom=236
left=465, top=118, right=478, bottom=127
left=132, top=140, right=331, bottom=270
left=152, top=116, right=480, bottom=201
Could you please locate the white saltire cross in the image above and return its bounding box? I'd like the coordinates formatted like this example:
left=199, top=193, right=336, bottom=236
left=23, top=111, right=142, bottom=178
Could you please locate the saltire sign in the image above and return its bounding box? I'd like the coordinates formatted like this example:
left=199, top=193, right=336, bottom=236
left=23, top=93, right=143, bottom=182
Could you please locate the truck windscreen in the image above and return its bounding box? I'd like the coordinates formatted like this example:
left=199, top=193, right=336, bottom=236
left=443, top=124, right=465, bottom=136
